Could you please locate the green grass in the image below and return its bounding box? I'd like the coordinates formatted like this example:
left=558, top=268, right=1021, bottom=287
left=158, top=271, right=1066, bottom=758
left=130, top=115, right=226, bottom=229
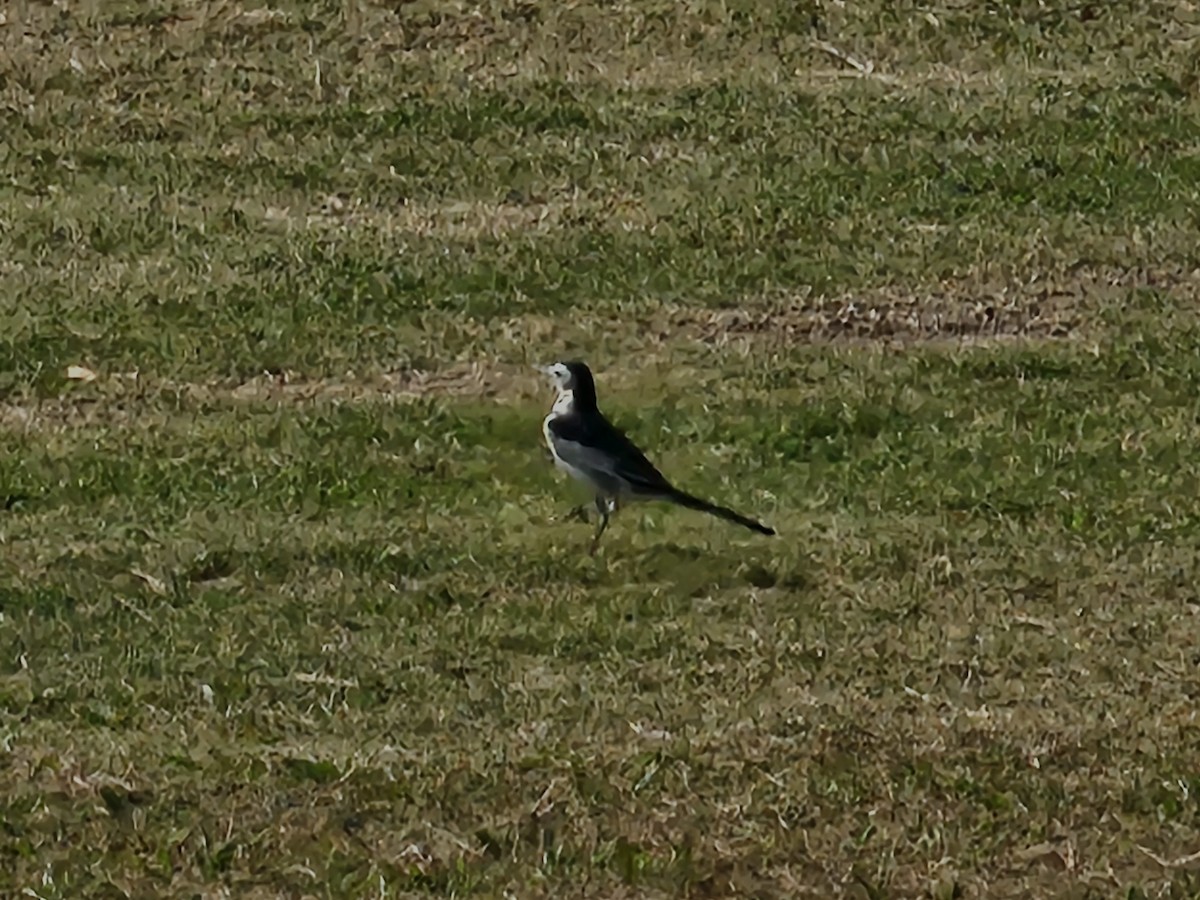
left=4, top=1, right=1200, bottom=896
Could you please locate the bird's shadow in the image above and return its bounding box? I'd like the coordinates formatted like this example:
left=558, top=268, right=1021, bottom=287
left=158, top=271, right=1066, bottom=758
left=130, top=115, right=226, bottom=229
left=610, top=539, right=808, bottom=594
left=547, top=510, right=809, bottom=592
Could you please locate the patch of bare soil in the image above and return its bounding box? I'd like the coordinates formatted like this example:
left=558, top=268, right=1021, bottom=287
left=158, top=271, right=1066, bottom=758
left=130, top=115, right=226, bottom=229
left=223, top=361, right=528, bottom=404
left=284, top=192, right=654, bottom=241
left=5, top=265, right=1196, bottom=435
left=653, top=266, right=1166, bottom=349
left=0, top=363, right=537, bottom=434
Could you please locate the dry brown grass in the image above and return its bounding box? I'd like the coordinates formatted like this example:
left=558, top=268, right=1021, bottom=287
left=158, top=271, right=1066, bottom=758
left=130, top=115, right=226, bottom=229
left=5, top=1, right=1200, bottom=898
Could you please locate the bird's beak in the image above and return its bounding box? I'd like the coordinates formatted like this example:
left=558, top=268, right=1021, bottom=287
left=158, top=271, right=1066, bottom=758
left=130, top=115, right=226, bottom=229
left=533, top=364, right=552, bottom=376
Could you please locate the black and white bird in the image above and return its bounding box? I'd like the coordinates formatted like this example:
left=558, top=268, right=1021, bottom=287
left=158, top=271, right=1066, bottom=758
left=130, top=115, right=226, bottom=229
left=536, top=360, right=775, bottom=553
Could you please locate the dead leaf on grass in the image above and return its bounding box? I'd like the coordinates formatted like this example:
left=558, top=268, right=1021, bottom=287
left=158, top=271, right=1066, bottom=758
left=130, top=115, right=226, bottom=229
left=292, top=672, right=359, bottom=689
left=1011, top=614, right=1056, bottom=634
left=131, top=568, right=169, bottom=596
left=1137, top=845, right=1200, bottom=870
left=1017, top=839, right=1075, bottom=871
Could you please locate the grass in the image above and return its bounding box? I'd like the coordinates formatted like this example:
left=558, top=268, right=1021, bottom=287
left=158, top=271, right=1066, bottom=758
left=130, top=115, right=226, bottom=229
left=3, top=0, right=1200, bottom=896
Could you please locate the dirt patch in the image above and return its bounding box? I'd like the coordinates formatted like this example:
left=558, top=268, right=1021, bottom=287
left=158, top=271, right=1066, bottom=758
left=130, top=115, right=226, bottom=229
left=223, top=361, right=529, bottom=404
left=643, top=264, right=1200, bottom=349
left=4, top=264, right=1195, bottom=435
left=0, top=362, right=539, bottom=435
left=283, top=191, right=656, bottom=241
left=659, top=280, right=1084, bottom=349
left=391, top=264, right=1166, bottom=369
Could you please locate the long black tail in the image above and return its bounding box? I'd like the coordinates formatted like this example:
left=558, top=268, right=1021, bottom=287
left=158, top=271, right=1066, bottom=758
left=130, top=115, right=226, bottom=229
left=665, top=488, right=775, bottom=536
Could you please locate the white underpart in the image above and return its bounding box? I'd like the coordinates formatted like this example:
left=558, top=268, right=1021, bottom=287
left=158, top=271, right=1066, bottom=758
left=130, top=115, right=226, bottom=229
left=542, top=387, right=603, bottom=495
left=543, top=388, right=579, bottom=476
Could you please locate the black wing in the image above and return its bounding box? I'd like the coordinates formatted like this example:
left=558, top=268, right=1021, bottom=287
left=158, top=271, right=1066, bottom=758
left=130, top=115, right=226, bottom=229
left=547, top=412, right=674, bottom=495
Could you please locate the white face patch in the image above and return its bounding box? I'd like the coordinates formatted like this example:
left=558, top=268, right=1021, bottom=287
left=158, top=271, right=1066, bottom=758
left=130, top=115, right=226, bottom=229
left=538, top=362, right=573, bottom=394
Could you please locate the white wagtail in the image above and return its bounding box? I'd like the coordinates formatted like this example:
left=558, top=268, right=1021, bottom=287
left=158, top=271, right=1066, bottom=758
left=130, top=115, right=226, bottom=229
left=536, top=360, right=775, bottom=553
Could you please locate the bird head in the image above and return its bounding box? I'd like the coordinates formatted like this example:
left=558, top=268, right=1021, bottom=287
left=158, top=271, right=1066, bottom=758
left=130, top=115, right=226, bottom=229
left=535, top=360, right=597, bottom=408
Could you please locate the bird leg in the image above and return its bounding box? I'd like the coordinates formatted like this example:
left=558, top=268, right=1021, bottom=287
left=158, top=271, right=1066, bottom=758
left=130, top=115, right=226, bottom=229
left=556, top=503, right=590, bottom=523
left=589, top=496, right=615, bottom=555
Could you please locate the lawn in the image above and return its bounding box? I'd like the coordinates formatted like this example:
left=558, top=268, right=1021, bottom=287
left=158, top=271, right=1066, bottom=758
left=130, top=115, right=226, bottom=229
left=3, top=1, right=1200, bottom=896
